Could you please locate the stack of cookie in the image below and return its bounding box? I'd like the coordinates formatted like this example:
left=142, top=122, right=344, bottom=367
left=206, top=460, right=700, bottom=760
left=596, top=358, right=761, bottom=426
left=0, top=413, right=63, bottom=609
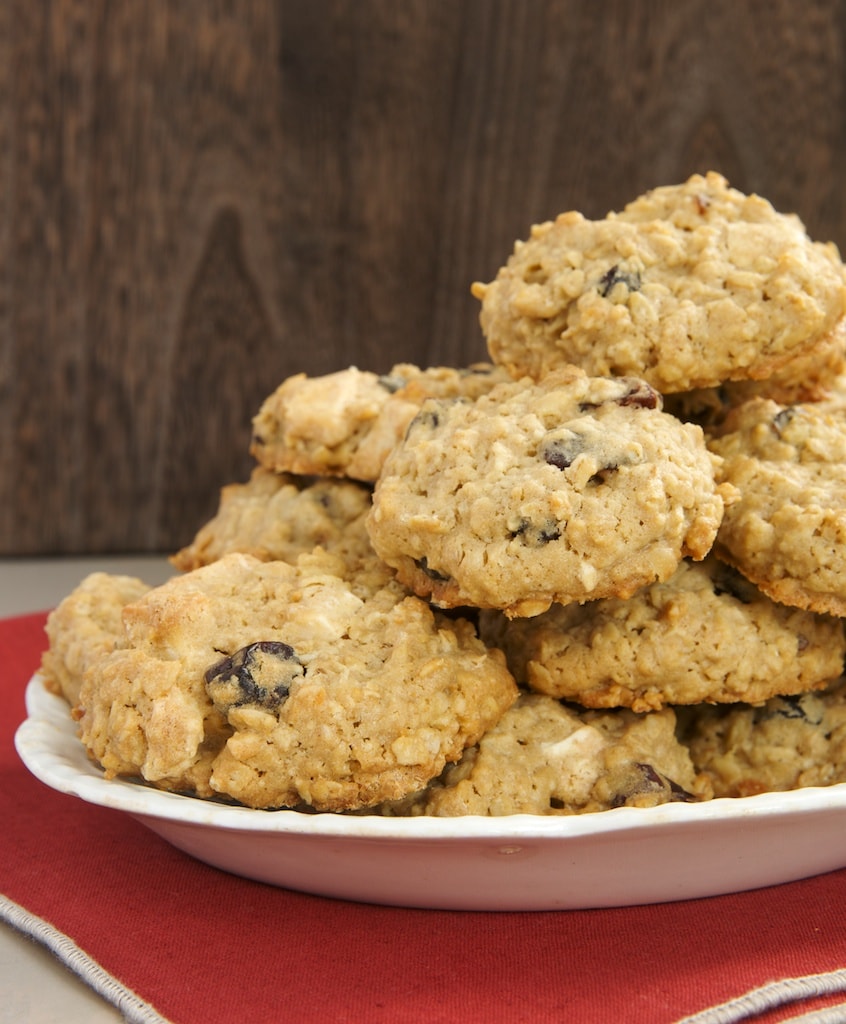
left=42, top=172, right=846, bottom=815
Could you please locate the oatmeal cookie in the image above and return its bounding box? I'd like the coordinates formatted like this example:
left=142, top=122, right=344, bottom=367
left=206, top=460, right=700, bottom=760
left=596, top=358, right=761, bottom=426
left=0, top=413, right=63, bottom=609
left=41, top=572, right=151, bottom=706
left=473, top=172, right=846, bottom=393
left=250, top=362, right=510, bottom=483
left=76, top=552, right=517, bottom=810
left=483, top=555, right=845, bottom=712
left=381, top=694, right=711, bottom=816
left=682, top=678, right=846, bottom=797
left=367, top=368, right=729, bottom=616
left=171, top=467, right=373, bottom=571
left=709, top=396, right=846, bottom=615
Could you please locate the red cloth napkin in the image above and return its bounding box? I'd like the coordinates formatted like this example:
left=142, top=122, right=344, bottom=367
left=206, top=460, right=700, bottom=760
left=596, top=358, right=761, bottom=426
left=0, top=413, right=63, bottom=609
left=4, top=611, right=846, bottom=1024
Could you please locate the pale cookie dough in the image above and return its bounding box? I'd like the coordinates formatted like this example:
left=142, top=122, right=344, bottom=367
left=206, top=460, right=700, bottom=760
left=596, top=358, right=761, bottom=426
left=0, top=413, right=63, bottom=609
left=171, top=467, right=373, bottom=571
left=473, top=172, right=846, bottom=393
left=41, top=572, right=151, bottom=706
left=250, top=362, right=511, bottom=483
left=367, top=368, right=730, bottom=616
left=709, top=396, right=846, bottom=616
left=483, top=555, right=846, bottom=712
left=682, top=678, right=846, bottom=797
left=75, top=552, right=517, bottom=810
left=378, top=694, right=712, bottom=816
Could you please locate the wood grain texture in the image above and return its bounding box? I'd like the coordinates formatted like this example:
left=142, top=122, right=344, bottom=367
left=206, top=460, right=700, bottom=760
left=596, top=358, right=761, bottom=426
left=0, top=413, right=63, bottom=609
left=3, top=0, right=845, bottom=555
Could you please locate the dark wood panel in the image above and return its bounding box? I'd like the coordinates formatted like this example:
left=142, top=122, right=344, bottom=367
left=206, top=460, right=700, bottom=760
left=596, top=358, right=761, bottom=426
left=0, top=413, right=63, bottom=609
left=3, top=0, right=845, bottom=554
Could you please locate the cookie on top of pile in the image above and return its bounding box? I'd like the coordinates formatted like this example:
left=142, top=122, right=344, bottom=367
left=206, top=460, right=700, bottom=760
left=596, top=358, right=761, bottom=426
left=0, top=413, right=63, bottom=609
left=41, top=171, right=846, bottom=815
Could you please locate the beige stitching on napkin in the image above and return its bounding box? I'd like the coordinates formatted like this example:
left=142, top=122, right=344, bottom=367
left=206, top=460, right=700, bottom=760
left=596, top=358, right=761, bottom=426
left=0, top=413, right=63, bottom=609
left=781, top=1000, right=846, bottom=1023
left=676, top=969, right=846, bottom=1024
left=0, top=893, right=171, bottom=1024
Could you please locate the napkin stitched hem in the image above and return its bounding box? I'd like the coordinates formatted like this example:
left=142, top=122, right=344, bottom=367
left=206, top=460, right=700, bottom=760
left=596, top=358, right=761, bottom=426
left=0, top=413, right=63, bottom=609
left=0, top=893, right=173, bottom=1024
left=783, top=1002, right=846, bottom=1024
left=676, top=968, right=846, bottom=1023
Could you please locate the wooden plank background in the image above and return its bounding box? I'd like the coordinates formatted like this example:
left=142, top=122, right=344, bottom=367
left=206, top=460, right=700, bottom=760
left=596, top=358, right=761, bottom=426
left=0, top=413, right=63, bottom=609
left=2, top=0, right=845, bottom=556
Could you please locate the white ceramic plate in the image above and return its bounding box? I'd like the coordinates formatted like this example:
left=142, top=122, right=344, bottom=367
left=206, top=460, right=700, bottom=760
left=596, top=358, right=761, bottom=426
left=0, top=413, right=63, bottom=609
left=16, top=672, right=846, bottom=911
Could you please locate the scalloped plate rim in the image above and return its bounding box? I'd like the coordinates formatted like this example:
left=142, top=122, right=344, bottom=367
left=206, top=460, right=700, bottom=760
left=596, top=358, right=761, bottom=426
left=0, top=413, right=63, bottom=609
left=15, top=672, right=846, bottom=910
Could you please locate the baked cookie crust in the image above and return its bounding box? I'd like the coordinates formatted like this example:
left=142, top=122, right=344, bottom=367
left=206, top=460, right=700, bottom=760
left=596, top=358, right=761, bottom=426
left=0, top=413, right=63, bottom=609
left=485, top=555, right=846, bottom=712
left=171, top=467, right=373, bottom=572
left=473, top=172, right=846, bottom=394
left=250, top=362, right=510, bottom=482
left=381, top=694, right=711, bottom=816
left=682, top=678, right=846, bottom=797
left=74, top=553, right=518, bottom=811
left=710, top=396, right=846, bottom=616
left=367, top=368, right=729, bottom=616
left=41, top=572, right=151, bottom=706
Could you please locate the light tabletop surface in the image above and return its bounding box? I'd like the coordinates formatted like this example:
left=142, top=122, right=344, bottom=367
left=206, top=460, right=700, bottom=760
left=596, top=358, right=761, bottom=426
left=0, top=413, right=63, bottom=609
left=1, top=556, right=175, bottom=1024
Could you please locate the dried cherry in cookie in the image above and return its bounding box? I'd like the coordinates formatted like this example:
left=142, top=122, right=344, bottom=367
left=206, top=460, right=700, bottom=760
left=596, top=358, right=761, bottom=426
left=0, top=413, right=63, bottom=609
left=205, top=641, right=304, bottom=713
left=606, top=762, right=698, bottom=808
left=597, top=263, right=642, bottom=298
